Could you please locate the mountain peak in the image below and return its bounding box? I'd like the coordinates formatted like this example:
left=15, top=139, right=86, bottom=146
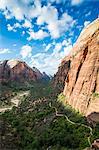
left=0, top=59, right=47, bottom=83
left=7, top=59, right=21, bottom=68
left=78, top=18, right=99, bottom=41
left=71, top=18, right=99, bottom=55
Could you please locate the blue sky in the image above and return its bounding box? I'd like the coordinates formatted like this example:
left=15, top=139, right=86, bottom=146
left=0, top=0, right=99, bottom=75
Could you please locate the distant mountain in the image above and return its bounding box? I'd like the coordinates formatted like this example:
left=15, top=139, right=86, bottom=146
left=0, top=59, right=50, bottom=83
left=42, top=72, right=51, bottom=81
left=53, top=18, right=99, bottom=122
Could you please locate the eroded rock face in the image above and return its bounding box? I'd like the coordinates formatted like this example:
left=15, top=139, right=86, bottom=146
left=91, top=139, right=99, bottom=149
left=0, top=60, right=11, bottom=83
left=42, top=72, right=51, bottom=81
left=0, top=59, right=43, bottom=83
left=53, top=56, right=71, bottom=91
left=55, top=18, right=99, bottom=120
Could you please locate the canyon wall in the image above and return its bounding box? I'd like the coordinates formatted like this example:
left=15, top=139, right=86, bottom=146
left=55, top=18, right=99, bottom=120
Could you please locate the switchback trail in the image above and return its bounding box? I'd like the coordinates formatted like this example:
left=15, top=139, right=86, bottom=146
left=49, top=104, right=93, bottom=147
left=27, top=98, right=93, bottom=146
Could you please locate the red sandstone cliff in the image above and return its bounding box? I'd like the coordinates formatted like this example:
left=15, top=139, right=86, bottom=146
left=0, top=59, right=44, bottom=83
left=55, top=18, right=99, bottom=121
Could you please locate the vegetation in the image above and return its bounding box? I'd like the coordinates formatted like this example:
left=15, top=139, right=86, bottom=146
left=0, top=84, right=15, bottom=107
left=92, top=92, right=99, bottom=98
left=0, top=81, right=99, bottom=150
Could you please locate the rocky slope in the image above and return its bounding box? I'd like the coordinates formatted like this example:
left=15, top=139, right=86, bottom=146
left=42, top=72, right=51, bottom=81
left=54, top=18, right=99, bottom=121
left=0, top=59, right=49, bottom=83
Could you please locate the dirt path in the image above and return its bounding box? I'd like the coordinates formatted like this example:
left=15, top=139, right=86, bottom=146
left=49, top=104, right=93, bottom=147
left=0, top=91, right=29, bottom=113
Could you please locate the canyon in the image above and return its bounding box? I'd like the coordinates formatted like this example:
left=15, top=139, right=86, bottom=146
left=54, top=18, right=99, bottom=122
left=0, top=19, right=99, bottom=150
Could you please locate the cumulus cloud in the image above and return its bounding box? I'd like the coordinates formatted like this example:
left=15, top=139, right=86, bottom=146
left=0, top=0, right=25, bottom=20
left=30, top=41, right=72, bottom=75
left=37, top=6, right=74, bottom=39
left=63, top=45, right=72, bottom=56
left=71, top=0, right=84, bottom=6
left=7, top=23, right=21, bottom=32
left=0, top=0, right=42, bottom=21
left=20, top=45, right=32, bottom=59
left=62, top=39, right=72, bottom=47
left=49, top=12, right=74, bottom=38
left=54, top=43, right=62, bottom=52
left=7, top=20, right=32, bottom=33
left=36, top=5, right=58, bottom=25
left=7, top=24, right=16, bottom=32
left=0, top=0, right=75, bottom=40
left=45, top=44, right=52, bottom=52
left=84, top=21, right=90, bottom=27
left=0, top=48, right=11, bottom=54
left=22, top=19, right=32, bottom=28
left=27, top=29, right=49, bottom=40
left=22, top=31, right=25, bottom=36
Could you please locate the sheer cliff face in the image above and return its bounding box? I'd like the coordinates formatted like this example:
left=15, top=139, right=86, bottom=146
left=0, top=60, right=43, bottom=83
left=53, top=57, right=71, bottom=91
left=56, top=19, right=99, bottom=118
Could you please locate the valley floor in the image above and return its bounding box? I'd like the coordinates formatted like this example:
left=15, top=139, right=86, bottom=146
left=0, top=82, right=99, bottom=150
left=0, top=91, right=29, bottom=113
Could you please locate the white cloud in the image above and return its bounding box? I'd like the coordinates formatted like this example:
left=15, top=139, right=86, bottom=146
left=0, top=48, right=11, bottom=54
left=22, top=19, right=32, bottom=28
left=0, top=0, right=75, bottom=39
left=7, top=20, right=32, bottom=33
left=36, top=5, right=58, bottom=25
left=0, top=0, right=25, bottom=20
left=20, top=45, right=32, bottom=59
left=22, top=31, right=25, bottom=36
left=47, top=22, right=60, bottom=38
left=71, top=0, right=84, bottom=5
left=14, top=23, right=21, bottom=28
left=21, top=0, right=33, bottom=4
left=7, top=23, right=21, bottom=32
left=54, top=43, right=62, bottom=52
left=62, top=39, right=72, bottom=47
left=47, top=0, right=62, bottom=3
left=27, top=29, right=49, bottom=40
left=45, top=44, right=51, bottom=52
left=3, top=9, right=13, bottom=19
left=63, top=45, right=72, bottom=56
left=30, top=41, right=72, bottom=75
left=50, top=12, right=74, bottom=38
left=37, top=5, right=74, bottom=39
left=7, top=24, right=16, bottom=32
left=36, top=4, right=60, bottom=38
left=12, top=7, right=24, bottom=20
left=84, top=21, right=90, bottom=27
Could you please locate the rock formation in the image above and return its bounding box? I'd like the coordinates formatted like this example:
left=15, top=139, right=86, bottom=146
left=42, top=72, right=51, bottom=81
left=0, top=59, right=49, bottom=83
left=91, top=139, right=99, bottom=149
left=54, top=18, right=99, bottom=121
left=53, top=56, right=71, bottom=91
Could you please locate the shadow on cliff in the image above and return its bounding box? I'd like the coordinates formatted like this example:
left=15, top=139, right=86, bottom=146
left=87, top=112, right=99, bottom=126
